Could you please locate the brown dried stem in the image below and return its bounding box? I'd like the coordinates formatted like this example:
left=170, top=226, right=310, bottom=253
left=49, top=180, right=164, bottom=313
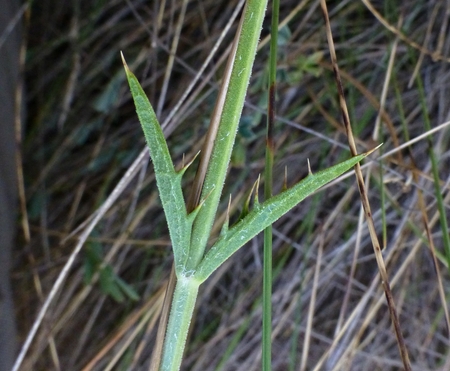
left=319, top=1, right=411, bottom=370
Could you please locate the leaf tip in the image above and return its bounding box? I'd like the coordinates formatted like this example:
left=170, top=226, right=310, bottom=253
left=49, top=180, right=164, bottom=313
left=221, top=195, right=232, bottom=235
left=120, top=51, right=130, bottom=73
left=365, top=143, right=383, bottom=157
left=307, top=158, right=312, bottom=175
left=283, top=166, right=288, bottom=191
left=254, top=174, right=261, bottom=206
left=178, top=150, right=201, bottom=175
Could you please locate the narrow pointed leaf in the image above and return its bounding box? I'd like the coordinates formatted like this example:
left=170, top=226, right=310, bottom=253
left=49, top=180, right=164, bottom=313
left=122, top=55, right=192, bottom=275
left=194, top=153, right=369, bottom=283
left=186, top=0, right=270, bottom=271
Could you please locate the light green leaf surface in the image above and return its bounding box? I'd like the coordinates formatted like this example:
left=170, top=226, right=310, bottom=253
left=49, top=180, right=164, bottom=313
left=186, top=0, right=270, bottom=271
left=122, top=55, right=193, bottom=276
left=194, top=152, right=369, bottom=283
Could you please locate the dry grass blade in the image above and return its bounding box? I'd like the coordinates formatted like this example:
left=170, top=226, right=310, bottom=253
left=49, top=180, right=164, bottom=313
left=14, top=2, right=30, bottom=243
left=300, top=232, right=323, bottom=371
left=412, top=165, right=450, bottom=337
left=407, top=1, right=440, bottom=88
left=155, top=0, right=189, bottom=117
left=319, top=1, right=411, bottom=370
left=81, top=289, right=164, bottom=370
left=360, top=0, right=450, bottom=63
left=149, top=265, right=175, bottom=371
left=12, top=148, right=149, bottom=371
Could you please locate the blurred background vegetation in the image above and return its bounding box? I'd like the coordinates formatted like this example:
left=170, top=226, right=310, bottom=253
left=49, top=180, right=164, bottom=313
left=15, top=0, right=450, bottom=370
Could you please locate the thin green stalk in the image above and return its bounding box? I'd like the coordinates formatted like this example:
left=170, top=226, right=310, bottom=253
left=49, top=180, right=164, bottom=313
left=263, top=1, right=279, bottom=370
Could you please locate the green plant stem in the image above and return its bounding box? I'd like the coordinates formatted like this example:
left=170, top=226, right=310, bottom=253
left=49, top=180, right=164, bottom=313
left=160, top=276, right=200, bottom=371
left=263, top=0, right=279, bottom=370
left=262, top=222, right=273, bottom=371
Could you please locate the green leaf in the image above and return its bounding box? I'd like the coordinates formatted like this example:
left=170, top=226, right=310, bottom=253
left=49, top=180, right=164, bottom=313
left=83, top=240, right=103, bottom=284
left=93, top=71, right=123, bottom=113
left=121, top=55, right=194, bottom=276
left=115, top=275, right=140, bottom=301
left=193, top=152, right=370, bottom=283
left=100, top=266, right=125, bottom=302
left=277, top=25, right=291, bottom=46
left=231, top=138, right=246, bottom=167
